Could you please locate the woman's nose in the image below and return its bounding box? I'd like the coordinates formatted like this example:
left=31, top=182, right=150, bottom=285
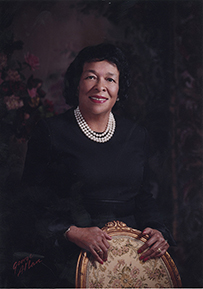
left=94, top=79, right=106, bottom=91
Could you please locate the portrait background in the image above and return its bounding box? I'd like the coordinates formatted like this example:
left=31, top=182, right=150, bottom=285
left=0, top=0, right=202, bottom=287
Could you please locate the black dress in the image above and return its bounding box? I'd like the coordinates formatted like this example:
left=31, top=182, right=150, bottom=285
left=15, top=108, right=174, bottom=287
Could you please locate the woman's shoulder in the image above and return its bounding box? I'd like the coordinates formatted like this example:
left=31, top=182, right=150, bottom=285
left=38, top=108, right=74, bottom=129
left=115, top=113, right=148, bottom=139
left=115, top=114, right=149, bottom=153
left=30, top=108, right=74, bottom=139
left=45, top=108, right=74, bottom=124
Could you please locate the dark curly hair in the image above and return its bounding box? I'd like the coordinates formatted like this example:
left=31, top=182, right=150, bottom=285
left=63, top=43, right=131, bottom=107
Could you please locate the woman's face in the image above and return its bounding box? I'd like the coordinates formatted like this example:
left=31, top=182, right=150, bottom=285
left=78, top=60, right=119, bottom=118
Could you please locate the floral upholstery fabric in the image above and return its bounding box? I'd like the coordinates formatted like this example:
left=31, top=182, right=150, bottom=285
left=86, top=236, right=173, bottom=288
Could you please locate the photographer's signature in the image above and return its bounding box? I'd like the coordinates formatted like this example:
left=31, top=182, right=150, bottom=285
left=13, top=254, right=43, bottom=277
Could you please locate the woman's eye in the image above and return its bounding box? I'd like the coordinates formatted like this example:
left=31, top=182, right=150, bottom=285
left=107, top=78, right=115, bottom=83
left=86, top=75, right=95, bottom=80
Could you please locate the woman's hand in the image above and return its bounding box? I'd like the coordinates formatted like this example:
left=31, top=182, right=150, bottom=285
left=137, top=227, right=169, bottom=262
left=66, top=226, right=112, bottom=264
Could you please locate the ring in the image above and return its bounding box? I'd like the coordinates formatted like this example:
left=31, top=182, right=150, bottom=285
left=97, top=249, right=102, bottom=254
left=157, top=248, right=161, bottom=253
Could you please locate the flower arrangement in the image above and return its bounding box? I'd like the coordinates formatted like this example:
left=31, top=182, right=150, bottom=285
left=0, top=36, right=56, bottom=141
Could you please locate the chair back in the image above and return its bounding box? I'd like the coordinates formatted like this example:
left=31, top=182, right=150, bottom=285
left=75, top=221, right=182, bottom=288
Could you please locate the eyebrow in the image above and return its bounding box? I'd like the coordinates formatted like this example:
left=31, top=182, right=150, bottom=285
left=84, top=69, right=117, bottom=77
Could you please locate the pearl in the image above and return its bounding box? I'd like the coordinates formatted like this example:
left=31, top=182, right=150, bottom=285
left=74, top=106, right=116, bottom=143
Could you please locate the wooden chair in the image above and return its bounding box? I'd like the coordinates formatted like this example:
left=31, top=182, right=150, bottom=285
left=75, top=221, right=182, bottom=288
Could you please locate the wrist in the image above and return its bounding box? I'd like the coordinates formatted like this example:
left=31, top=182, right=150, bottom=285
left=64, top=225, right=75, bottom=240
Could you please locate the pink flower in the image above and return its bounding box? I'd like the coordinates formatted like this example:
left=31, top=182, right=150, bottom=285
left=43, top=99, right=54, bottom=112
left=24, top=52, right=40, bottom=71
left=4, top=95, right=24, bottom=110
left=111, top=279, right=122, bottom=288
left=134, top=279, right=143, bottom=287
left=27, top=87, right=38, bottom=98
left=5, top=69, right=21, bottom=82
left=24, top=113, right=30, bottom=120
left=130, top=266, right=140, bottom=278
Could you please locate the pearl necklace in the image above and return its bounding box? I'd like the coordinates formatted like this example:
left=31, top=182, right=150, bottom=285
left=74, top=106, right=116, bottom=143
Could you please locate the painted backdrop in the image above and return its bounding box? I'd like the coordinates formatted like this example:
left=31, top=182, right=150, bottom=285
left=0, top=0, right=202, bottom=287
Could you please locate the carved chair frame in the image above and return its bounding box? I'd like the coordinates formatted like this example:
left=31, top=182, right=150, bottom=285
left=75, top=221, right=182, bottom=288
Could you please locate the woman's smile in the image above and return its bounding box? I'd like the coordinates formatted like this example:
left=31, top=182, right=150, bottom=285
left=78, top=60, right=119, bottom=119
left=89, top=95, right=108, bottom=103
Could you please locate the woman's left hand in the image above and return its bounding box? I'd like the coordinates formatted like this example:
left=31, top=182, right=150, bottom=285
left=137, top=227, right=169, bottom=262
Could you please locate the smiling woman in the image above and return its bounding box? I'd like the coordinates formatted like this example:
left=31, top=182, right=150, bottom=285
left=63, top=43, right=130, bottom=108
left=78, top=60, right=119, bottom=132
left=19, top=43, right=176, bottom=287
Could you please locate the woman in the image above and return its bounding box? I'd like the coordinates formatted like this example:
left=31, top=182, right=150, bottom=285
left=20, top=43, right=175, bottom=287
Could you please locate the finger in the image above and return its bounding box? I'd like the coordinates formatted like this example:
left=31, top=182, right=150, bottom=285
left=144, top=245, right=163, bottom=260
left=138, top=230, right=165, bottom=254
left=138, top=245, right=157, bottom=261
left=101, top=232, right=111, bottom=261
left=102, top=236, right=110, bottom=249
left=141, top=227, right=152, bottom=236
left=147, top=244, right=168, bottom=259
left=100, top=242, right=109, bottom=261
left=137, top=229, right=155, bottom=254
left=157, top=240, right=169, bottom=256
left=137, top=242, right=149, bottom=254
left=96, top=247, right=104, bottom=260
left=93, top=240, right=110, bottom=263
left=90, top=247, right=104, bottom=264
left=103, top=231, right=112, bottom=240
left=137, top=236, right=156, bottom=254
left=139, top=240, right=168, bottom=261
left=145, top=240, right=166, bottom=258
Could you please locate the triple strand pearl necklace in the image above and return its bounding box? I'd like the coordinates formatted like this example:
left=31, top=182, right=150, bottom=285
left=74, top=106, right=116, bottom=143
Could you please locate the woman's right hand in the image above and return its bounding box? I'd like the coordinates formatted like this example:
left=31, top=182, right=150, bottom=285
left=65, top=226, right=112, bottom=264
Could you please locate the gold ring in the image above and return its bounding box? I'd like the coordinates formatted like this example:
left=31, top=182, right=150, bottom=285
left=97, top=249, right=102, bottom=254
left=157, top=248, right=161, bottom=253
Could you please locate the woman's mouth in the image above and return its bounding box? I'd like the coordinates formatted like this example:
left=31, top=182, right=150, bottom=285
left=89, top=96, right=108, bottom=103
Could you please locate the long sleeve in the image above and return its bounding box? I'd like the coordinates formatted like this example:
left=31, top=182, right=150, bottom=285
left=14, top=110, right=176, bottom=287
left=20, top=119, right=73, bottom=253
left=133, top=128, right=176, bottom=245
